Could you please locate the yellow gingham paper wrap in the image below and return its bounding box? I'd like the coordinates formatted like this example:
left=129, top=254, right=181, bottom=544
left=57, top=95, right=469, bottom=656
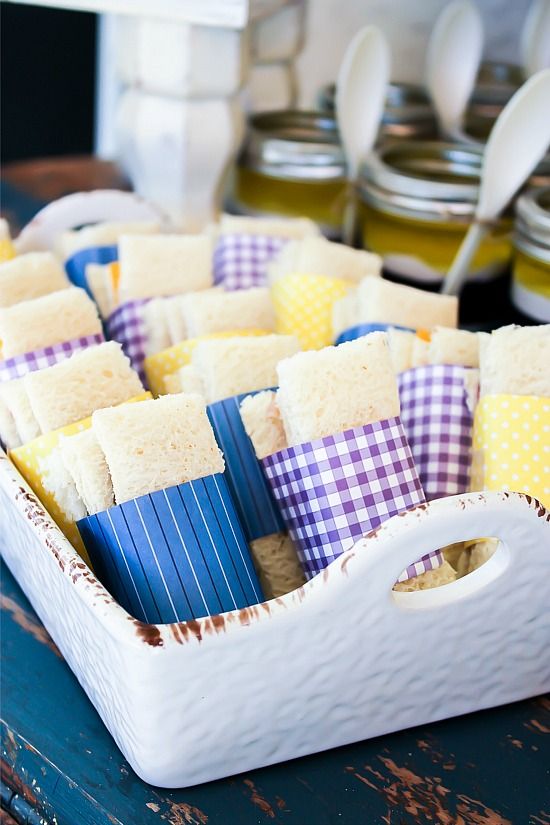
left=144, top=329, right=269, bottom=397
left=0, top=239, right=16, bottom=263
left=472, top=394, right=550, bottom=507
left=9, top=393, right=151, bottom=563
left=271, top=273, right=352, bottom=350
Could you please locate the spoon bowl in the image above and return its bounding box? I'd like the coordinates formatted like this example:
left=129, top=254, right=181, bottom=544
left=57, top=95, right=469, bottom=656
left=336, top=26, right=390, bottom=245
left=442, top=68, right=550, bottom=296
left=426, top=0, right=484, bottom=140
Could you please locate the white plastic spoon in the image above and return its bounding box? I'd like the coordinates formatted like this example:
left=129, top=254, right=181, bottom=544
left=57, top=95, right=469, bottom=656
left=336, top=25, right=390, bottom=246
left=521, top=0, right=550, bottom=77
left=426, top=0, right=484, bottom=140
left=442, top=68, right=550, bottom=296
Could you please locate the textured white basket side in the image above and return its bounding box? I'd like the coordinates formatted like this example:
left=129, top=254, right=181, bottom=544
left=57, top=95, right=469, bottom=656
left=1, top=451, right=549, bottom=789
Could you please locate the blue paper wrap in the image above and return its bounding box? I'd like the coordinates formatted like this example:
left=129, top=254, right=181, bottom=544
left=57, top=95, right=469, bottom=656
left=65, top=245, right=118, bottom=296
left=335, top=322, right=412, bottom=345
left=207, top=392, right=284, bottom=542
left=77, top=473, right=264, bottom=624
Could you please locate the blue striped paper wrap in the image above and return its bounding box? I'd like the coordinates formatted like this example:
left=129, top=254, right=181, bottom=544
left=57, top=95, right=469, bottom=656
left=65, top=245, right=118, bottom=297
left=77, top=474, right=264, bottom=624
left=335, top=322, right=412, bottom=345
left=207, top=392, right=284, bottom=542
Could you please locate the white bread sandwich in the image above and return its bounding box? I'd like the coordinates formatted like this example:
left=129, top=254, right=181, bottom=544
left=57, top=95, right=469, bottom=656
left=276, top=333, right=400, bottom=446
left=59, top=429, right=114, bottom=515
left=410, top=334, right=430, bottom=368
left=216, top=214, right=320, bottom=239
left=191, top=334, right=299, bottom=404
left=387, top=328, right=415, bottom=373
left=249, top=533, right=305, bottom=599
left=393, top=560, right=456, bottom=591
left=117, top=234, right=213, bottom=303
left=0, top=379, right=41, bottom=444
left=332, top=290, right=359, bottom=339
left=142, top=296, right=178, bottom=357
left=24, top=341, right=143, bottom=434
left=357, top=276, right=458, bottom=331
left=86, top=262, right=117, bottom=320
left=479, top=324, right=550, bottom=397
left=239, top=390, right=289, bottom=459
left=92, top=393, right=224, bottom=503
left=0, top=396, right=19, bottom=449
left=181, top=287, right=274, bottom=338
left=269, top=237, right=382, bottom=284
left=0, top=252, right=69, bottom=308
left=57, top=220, right=160, bottom=260
left=163, top=364, right=205, bottom=397
left=428, top=327, right=480, bottom=368
left=0, top=287, right=102, bottom=359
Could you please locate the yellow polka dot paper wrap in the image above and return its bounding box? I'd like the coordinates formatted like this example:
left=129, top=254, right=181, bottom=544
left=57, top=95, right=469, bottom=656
left=271, top=273, right=352, bottom=350
left=472, top=394, right=550, bottom=507
left=9, top=393, right=151, bottom=564
left=0, top=239, right=16, bottom=263
left=144, top=329, right=269, bottom=397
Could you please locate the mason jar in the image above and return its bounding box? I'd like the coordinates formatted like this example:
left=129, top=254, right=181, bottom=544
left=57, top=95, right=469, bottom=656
left=318, top=81, right=437, bottom=142
left=225, top=110, right=347, bottom=238
left=511, top=187, right=550, bottom=322
left=358, top=141, right=513, bottom=285
left=466, top=61, right=523, bottom=139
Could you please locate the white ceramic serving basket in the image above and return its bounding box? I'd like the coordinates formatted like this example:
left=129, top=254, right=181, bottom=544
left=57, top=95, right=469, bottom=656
left=1, top=450, right=549, bottom=789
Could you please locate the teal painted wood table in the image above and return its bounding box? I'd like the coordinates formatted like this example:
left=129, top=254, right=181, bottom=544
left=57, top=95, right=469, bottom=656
left=1, top=558, right=548, bottom=825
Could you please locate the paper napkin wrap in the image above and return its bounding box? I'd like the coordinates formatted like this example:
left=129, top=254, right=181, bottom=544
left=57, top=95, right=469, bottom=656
left=214, top=234, right=287, bottom=290
left=206, top=390, right=284, bottom=543
left=143, top=329, right=268, bottom=397
left=0, top=333, right=105, bottom=383
left=262, top=416, right=442, bottom=581
left=78, top=473, right=264, bottom=624
left=471, top=394, right=549, bottom=508
left=272, top=273, right=352, bottom=350
left=9, top=393, right=151, bottom=564
left=398, top=364, right=475, bottom=501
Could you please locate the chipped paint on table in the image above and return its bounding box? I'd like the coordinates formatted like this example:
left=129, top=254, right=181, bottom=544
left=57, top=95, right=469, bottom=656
left=1, top=559, right=549, bottom=825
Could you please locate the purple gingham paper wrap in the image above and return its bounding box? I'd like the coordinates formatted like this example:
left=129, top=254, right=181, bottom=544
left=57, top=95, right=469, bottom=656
left=106, top=299, right=149, bottom=383
left=0, top=333, right=104, bottom=383
left=262, top=417, right=442, bottom=581
left=398, top=364, right=474, bottom=501
left=213, top=234, right=287, bottom=290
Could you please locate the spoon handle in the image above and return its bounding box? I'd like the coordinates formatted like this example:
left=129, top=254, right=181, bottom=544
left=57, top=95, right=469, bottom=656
left=441, top=221, right=489, bottom=296
left=342, top=185, right=358, bottom=247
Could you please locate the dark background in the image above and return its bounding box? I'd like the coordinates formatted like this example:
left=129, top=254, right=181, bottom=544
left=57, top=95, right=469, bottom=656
left=1, top=3, right=97, bottom=163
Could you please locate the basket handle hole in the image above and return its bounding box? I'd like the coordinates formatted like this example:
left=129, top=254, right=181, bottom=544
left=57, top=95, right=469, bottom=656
left=391, top=536, right=509, bottom=609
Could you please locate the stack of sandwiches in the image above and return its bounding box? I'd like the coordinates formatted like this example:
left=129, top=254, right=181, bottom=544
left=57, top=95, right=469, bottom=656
left=2, top=206, right=547, bottom=626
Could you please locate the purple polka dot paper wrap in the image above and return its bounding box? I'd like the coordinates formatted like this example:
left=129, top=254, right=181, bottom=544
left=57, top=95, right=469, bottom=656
left=106, top=299, right=149, bottom=384
left=213, top=234, right=287, bottom=290
left=398, top=364, right=475, bottom=501
left=0, top=333, right=105, bottom=383
left=262, top=416, right=442, bottom=581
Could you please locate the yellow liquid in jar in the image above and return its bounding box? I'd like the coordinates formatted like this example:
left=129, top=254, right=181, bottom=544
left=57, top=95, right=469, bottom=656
left=513, top=249, right=550, bottom=299
left=360, top=204, right=512, bottom=278
left=233, top=166, right=346, bottom=232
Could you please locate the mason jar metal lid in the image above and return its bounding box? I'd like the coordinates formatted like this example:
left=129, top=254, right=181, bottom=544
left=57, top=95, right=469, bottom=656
left=471, top=61, right=523, bottom=106
left=466, top=62, right=523, bottom=138
left=515, top=187, right=550, bottom=263
left=359, top=141, right=482, bottom=222
left=318, top=82, right=436, bottom=140
left=239, top=110, right=346, bottom=181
